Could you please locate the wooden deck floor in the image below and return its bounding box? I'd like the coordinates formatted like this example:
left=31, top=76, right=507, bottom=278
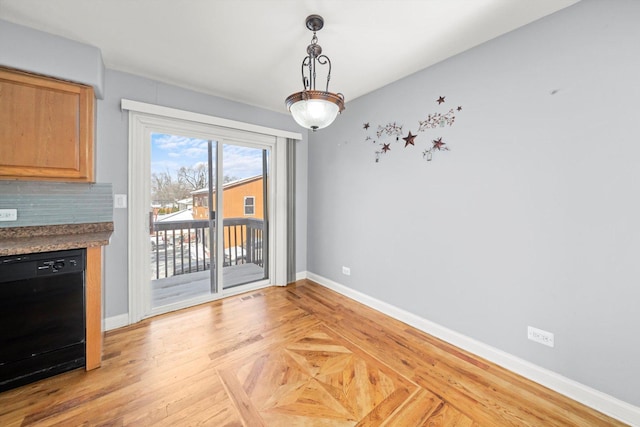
left=151, top=263, right=266, bottom=308
left=0, top=280, right=626, bottom=426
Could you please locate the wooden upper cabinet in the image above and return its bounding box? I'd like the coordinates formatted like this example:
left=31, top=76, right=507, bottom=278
left=0, top=67, right=95, bottom=182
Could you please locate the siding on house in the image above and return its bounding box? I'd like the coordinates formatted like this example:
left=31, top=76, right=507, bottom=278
left=192, top=175, right=265, bottom=250
left=192, top=175, right=264, bottom=221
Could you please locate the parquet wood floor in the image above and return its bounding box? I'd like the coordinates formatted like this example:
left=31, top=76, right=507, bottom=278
left=0, top=280, right=626, bottom=426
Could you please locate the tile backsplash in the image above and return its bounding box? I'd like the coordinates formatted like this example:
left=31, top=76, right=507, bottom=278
left=0, top=181, right=113, bottom=227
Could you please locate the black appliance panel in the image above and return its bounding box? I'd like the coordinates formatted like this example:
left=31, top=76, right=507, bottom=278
left=0, top=249, right=86, bottom=392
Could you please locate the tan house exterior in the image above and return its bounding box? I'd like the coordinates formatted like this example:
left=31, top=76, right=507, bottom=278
left=191, top=175, right=265, bottom=252
left=191, top=175, right=264, bottom=221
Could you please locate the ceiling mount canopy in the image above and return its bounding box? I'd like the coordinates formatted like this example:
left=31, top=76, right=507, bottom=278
left=285, top=14, right=345, bottom=131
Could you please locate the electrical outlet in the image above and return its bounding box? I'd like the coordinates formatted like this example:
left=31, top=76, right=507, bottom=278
left=0, top=209, right=18, bottom=221
left=342, top=266, right=351, bottom=276
left=528, top=326, right=554, bottom=348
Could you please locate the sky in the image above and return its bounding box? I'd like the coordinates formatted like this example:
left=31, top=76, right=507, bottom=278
left=150, top=133, right=266, bottom=181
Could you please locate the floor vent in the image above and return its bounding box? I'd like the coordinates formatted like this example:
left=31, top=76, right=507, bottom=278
left=240, top=292, right=264, bottom=301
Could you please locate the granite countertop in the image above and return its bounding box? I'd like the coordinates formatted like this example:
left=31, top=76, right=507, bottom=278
left=0, top=222, right=114, bottom=256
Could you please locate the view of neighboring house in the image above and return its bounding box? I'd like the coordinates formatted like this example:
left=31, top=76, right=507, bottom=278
left=191, top=175, right=264, bottom=222
left=191, top=175, right=265, bottom=262
left=176, top=197, right=193, bottom=211
left=150, top=175, right=266, bottom=277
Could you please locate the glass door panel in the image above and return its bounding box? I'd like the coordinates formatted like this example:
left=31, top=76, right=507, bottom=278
left=150, top=133, right=217, bottom=309
left=147, top=132, right=271, bottom=315
left=221, top=144, right=269, bottom=289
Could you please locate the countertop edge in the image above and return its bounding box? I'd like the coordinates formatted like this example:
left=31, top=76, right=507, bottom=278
left=0, top=222, right=114, bottom=256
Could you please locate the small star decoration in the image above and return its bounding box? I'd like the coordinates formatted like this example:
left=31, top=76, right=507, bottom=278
left=457, top=106, right=462, bottom=111
left=403, top=131, right=417, bottom=147
left=363, top=123, right=370, bottom=130
left=437, top=96, right=446, bottom=104
left=432, top=137, right=446, bottom=150
left=382, top=143, right=391, bottom=153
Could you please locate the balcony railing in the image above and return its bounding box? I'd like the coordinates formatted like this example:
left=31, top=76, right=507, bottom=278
left=151, top=218, right=265, bottom=280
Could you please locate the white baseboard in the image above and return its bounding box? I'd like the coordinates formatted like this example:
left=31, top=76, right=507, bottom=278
left=104, top=313, right=129, bottom=331
left=306, top=272, right=640, bottom=426
left=295, top=270, right=308, bottom=281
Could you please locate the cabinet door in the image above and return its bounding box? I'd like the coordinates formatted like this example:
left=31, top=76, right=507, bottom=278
left=0, top=67, right=94, bottom=182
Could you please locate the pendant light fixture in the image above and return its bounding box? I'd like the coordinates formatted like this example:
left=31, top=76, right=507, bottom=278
left=285, top=14, right=345, bottom=131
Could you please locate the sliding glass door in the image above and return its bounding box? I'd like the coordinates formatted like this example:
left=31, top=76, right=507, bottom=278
left=146, top=128, right=272, bottom=315
left=126, top=103, right=296, bottom=325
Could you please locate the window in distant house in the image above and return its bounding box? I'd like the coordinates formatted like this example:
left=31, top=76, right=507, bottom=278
left=244, top=196, right=255, bottom=216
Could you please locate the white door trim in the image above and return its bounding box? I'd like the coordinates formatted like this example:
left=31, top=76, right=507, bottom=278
left=125, top=102, right=298, bottom=324
left=121, top=99, right=302, bottom=140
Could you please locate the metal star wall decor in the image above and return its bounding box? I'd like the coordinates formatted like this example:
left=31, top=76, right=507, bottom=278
left=362, top=95, right=463, bottom=163
left=432, top=137, right=446, bottom=150
left=403, top=132, right=417, bottom=147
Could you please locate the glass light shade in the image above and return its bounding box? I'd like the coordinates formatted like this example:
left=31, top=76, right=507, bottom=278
left=286, top=90, right=345, bottom=131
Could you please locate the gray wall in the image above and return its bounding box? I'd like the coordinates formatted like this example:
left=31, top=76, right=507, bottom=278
left=307, top=0, right=640, bottom=407
left=97, top=69, right=308, bottom=319
left=0, top=19, right=105, bottom=98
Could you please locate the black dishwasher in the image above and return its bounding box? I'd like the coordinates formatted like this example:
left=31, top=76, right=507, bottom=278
left=0, top=249, right=86, bottom=392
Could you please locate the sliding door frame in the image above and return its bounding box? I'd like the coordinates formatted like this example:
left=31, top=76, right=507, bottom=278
left=123, top=99, right=300, bottom=324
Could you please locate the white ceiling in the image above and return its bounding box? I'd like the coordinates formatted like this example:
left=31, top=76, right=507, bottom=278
left=0, top=0, right=580, bottom=114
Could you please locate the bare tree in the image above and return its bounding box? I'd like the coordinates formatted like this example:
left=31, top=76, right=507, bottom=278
left=151, top=170, right=188, bottom=207
left=152, top=164, right=243, bottom=208
left=177, top=163, right=240, bottom=190
left=178, top=164, right=208, bottom=191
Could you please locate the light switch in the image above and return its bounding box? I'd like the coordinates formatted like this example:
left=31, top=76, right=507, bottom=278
left=114, top=194, right=127, bottom=209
